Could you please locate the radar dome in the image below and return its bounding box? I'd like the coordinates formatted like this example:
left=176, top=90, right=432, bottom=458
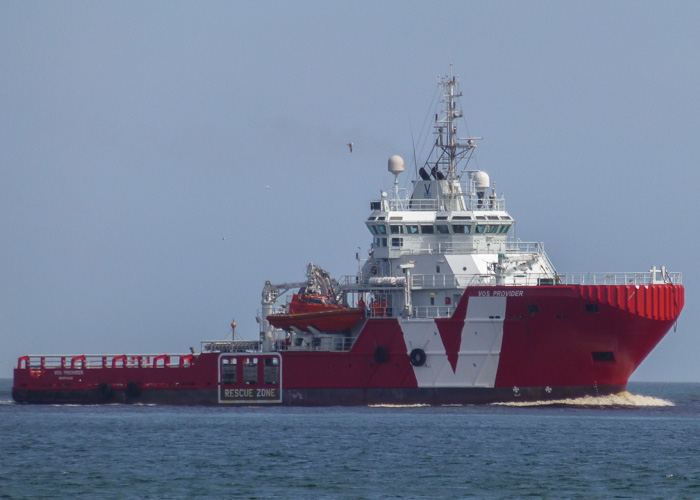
left=388, top=155, right=405, bottom=175
left=474, top=170, right=490, bottom=191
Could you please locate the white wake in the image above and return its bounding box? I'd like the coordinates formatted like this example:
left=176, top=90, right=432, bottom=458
left=493, top=391, right=674, bottom=408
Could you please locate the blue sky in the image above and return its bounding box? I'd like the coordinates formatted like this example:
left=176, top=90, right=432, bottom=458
left=1, top=1, right=698, bottom=381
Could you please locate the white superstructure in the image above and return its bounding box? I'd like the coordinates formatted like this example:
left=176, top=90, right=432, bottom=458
left=260, top=67, right=680, bottom=351
left=351, top=69, right=557, bottom=320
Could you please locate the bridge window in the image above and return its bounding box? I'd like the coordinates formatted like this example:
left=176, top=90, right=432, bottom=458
left=475, top=225, right=486, bottom=234
left=390, top=225, right=403, bottom=234
left=452, top=224, right=471, bottom=234
left=436, top=225, right=449, bottom=234
left=499, top=225, right=511, bottom=234
left=406, top=225, right=419, bottom=234
left=488, top=225, right=499, bottom=233
left=420, top=225, right=434, bottom=234
left=377, top=225, right=387, bottom=234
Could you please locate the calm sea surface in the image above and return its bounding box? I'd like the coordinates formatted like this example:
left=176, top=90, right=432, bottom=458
left=0, top=380, right=698, bottom=499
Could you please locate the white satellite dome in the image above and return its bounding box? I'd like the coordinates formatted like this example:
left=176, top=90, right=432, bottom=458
left=388, top=155, right=405, bottom=175
left=474, top=170, right=490, bottom=191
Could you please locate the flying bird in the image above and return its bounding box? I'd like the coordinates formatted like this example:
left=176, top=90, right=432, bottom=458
left=347, top=142, right=353, bottom=153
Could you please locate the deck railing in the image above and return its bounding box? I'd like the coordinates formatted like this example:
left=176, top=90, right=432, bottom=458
left=201, top=340, right=262, bottom=353
left=340, top=269, right=682, bottom=292
left=16, top=353, right=197, bottom=371
left=276, top=334, right=357, bottom=352
left=411, top=306, right=454, bottom=319
left=550, top=271, right=682, bottom=286
left=379, top=197, right=505, bottom=212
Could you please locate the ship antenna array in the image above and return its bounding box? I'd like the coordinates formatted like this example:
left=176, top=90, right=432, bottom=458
left=433, top=69, right=481, bottom=180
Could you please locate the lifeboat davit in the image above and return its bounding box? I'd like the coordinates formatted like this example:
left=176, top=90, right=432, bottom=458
left=267, top=293, right=365, bottom=333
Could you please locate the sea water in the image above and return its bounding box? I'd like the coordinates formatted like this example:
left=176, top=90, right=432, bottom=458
left=0, top=380, right=698, bottom=499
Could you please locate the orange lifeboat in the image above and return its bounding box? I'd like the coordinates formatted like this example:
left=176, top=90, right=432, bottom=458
left=267, top=293, right=365, bottom=333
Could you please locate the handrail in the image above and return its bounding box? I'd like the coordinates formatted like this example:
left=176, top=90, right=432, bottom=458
left=201, top=340, right=262, bottom=353
left=376, top=240, right=552, bottom=257
left=339, top=270, right=682, bottom=292
left=550, top=271, right=683, bottom=286
left=15, top=353, right=199, bottom=370
left=411, top=306, right=454, bottom=319
left=378, top=196, right=506, bottom=212
left=286, top=335, right=356, bottom=353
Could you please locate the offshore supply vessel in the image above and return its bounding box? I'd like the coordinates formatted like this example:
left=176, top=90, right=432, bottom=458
left=13, top=71, right=685, bottom=406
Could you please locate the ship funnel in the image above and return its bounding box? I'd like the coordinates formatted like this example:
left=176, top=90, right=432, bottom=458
left=474, top=170, right=490, bottom=191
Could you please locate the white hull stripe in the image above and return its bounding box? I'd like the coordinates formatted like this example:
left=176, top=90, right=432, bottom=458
left=400, top=296, right=506, bottom=388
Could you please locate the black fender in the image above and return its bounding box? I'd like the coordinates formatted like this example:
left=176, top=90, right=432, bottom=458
left=125, top=381, right=142, bottom=399
left=409, top=348, right=426, bottom=367
left=97, top=383, right=113, bottom=401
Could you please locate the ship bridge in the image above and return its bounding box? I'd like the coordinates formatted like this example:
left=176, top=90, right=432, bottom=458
left=354, top=70, right=559, bottom=321
left=366, top=185, right=512, bottom=259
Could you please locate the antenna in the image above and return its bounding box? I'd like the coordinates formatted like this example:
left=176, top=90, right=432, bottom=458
left=409, top=116, right=418, bottom=179
left=429, top=69, right=481, bottom=181
left=388, top=155, right=405, bottom=199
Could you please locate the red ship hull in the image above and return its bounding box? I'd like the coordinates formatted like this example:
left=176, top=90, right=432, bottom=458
left=12, top=284, right=684, bottom=406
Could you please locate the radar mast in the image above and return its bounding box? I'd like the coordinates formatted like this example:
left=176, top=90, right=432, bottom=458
left=432, top=65, right=481, bottom=180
